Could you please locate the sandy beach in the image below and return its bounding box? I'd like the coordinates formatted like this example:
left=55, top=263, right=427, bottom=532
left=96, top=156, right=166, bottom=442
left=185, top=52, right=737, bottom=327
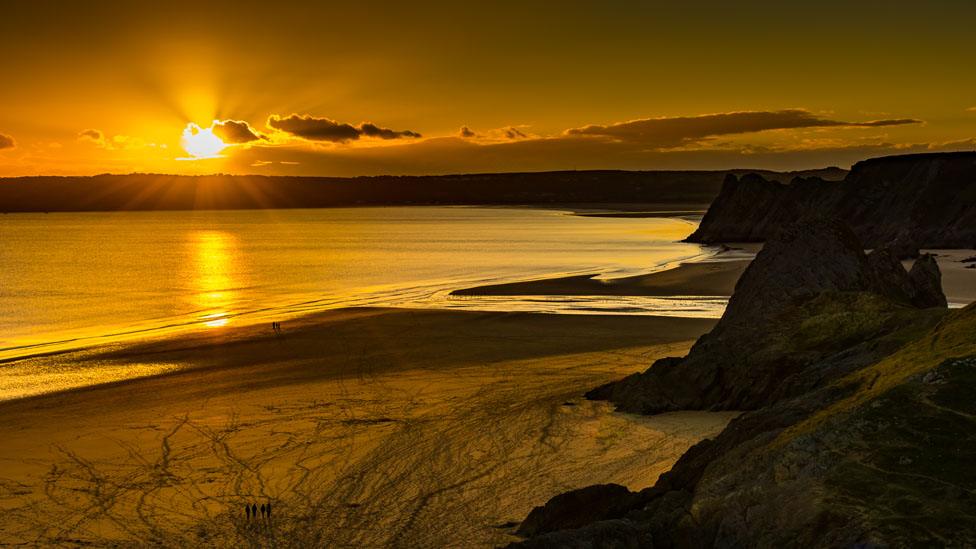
left=922, top=250, right=976, bottom=306
left=0, top=308, right=732, bottom=547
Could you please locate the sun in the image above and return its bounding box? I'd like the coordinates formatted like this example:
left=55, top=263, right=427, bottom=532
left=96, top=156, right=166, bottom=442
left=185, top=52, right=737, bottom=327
left=181, top=123, right=226, bottom=159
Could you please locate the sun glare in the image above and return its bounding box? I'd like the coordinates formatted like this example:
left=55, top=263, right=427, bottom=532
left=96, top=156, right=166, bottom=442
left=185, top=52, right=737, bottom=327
left=181, top=123, right=226, bottom=159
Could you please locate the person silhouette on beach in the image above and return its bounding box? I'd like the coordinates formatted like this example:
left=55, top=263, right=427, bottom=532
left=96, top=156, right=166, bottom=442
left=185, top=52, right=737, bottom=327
left=266, top=502, right=272, bottom=519
left=252, top=503, right=258, bottom=518
left=246, top=503, right=251, bottom=520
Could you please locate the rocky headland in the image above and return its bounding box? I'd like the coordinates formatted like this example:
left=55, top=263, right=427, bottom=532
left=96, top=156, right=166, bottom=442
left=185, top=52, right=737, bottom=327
left=508, top=207, right=976, bottom=546
left=686, top=151, right=976, bottom=254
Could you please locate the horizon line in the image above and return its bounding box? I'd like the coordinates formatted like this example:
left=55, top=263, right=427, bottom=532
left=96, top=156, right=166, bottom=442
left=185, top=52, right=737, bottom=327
left=0, top=166, right=850, bottom=180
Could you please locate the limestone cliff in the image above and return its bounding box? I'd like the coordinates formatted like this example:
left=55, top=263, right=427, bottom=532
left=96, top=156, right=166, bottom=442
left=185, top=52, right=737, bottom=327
left=686, top=151, right=976, bottom=252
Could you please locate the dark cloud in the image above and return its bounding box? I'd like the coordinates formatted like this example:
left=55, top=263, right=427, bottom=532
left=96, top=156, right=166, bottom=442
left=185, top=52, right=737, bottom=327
left=855, top=118, right=922, bottom=127
left=267, top=115, right=360, bottom=142
left=213, top=120, right=265, bottom=143
left=504, top=127, right=528, bottom=139
left=0, top=133, right=14, bottom=149
left=78, top=129, right=103, bottom=141
left=267, top=114, right=421, bottom=142
left=360, top=123, right=421, bottom=140
left=459, top=126, right=476, bottom=138
left=565, top=109, right=923, bottom=149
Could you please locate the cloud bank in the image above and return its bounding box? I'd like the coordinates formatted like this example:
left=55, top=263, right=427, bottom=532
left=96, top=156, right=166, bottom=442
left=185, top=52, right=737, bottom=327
left=267, top=114, right=421, bottom=142
left=564, top=109, right=922, bottom=149
left=503, top=127, right=528, bottom=139
left=213, top=120, right=265, bottom=143
left=207, top=107, right=947, bottom=176
left=0, top=133, right=15, bottom=149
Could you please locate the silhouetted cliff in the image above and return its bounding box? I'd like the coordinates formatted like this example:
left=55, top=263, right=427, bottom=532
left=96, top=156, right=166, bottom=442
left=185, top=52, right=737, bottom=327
left=686, top=152, right=976, bottom=251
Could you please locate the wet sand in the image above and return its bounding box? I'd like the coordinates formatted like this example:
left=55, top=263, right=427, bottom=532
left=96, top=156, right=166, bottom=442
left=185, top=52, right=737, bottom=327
left=920, top=250, right=976, bottom=306
left=0, top=308, right=733, bottom=547
left=452, top=247, right=975, bottom=310
left=452, top=258, right=752, bottom=297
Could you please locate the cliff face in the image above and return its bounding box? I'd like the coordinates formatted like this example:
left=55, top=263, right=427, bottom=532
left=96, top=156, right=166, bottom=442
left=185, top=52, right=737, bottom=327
left=586, top=217, right=947, bottom=414
left=686, top=151, right=976, bottom=251
left=508, top=216, right=976, bottom=548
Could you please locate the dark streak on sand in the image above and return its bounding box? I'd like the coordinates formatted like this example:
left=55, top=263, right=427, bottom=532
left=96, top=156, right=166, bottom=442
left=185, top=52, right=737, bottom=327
left=452, top=259, right=751, bottom=298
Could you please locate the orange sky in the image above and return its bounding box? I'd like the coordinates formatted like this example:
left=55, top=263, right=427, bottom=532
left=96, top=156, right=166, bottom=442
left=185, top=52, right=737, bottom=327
left=1, top=1, right=974, bottom=176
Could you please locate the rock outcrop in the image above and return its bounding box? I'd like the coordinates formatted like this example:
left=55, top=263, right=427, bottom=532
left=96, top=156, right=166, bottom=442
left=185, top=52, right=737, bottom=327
left=686, top=151, right=976, bottom=252
left=515, top=484, right=640, bottom=537
left=909, top=254, right=948, bottom=308
left=587, top=216, right=947, bottom=414
left=509, top=225, right=974, bottom=548
left=512, top=308, right=976, bottom=547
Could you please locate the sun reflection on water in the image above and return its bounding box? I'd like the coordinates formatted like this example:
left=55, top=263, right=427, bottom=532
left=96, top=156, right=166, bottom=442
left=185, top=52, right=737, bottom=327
left=190, top=230, right=241, bottom=328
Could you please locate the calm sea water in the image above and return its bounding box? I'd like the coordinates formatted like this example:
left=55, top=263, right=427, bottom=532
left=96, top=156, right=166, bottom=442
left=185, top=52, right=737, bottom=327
left=0, top=207, right=722, bottom=362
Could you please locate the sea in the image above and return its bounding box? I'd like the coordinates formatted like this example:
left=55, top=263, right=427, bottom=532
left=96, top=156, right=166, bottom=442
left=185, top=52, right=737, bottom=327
left=0, top=207, right=727, bottom=363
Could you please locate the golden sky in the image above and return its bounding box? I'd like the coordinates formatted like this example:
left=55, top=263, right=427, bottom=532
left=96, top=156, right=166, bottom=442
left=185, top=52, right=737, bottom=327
left=1, top=1, right=974, bottom=176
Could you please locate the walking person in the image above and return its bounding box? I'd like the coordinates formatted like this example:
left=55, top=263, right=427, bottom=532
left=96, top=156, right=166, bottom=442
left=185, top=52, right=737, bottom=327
left=246, top=503, right=251, bottom=520
left=266, top=501, right=272, bottom=520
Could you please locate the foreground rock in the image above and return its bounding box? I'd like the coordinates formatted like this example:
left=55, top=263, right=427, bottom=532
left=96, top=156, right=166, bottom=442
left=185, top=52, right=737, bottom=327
left=516, top=484, right=640, bottom=537
left=686, top=151, right=976, bottom=252
left=512, top=306, right=976, bottom=547
left=508, top=216, right=976, bottom=547
left=587, top=216, right=946, bottom=414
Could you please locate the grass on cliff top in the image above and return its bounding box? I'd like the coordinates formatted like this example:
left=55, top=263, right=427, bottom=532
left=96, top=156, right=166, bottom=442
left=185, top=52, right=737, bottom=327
left=778, top=292, right=934, bottom=353
left=778, top=302, right=976, bottom=444
left=822, top=357, right=976, bottom=546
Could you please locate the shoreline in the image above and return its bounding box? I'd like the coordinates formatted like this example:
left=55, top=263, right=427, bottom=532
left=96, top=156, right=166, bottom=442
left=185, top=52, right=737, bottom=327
left=452, top=246, right=976, bottom=308
left=0, top=234, right=740, bottom=400
left=6, top=243, right=971, bottom=402
left=0, top=206, right=710, bottom=364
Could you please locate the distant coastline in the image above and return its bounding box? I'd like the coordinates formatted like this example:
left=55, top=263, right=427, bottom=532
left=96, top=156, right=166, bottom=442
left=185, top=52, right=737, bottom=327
left=0, top=168, right=846, bottom=213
